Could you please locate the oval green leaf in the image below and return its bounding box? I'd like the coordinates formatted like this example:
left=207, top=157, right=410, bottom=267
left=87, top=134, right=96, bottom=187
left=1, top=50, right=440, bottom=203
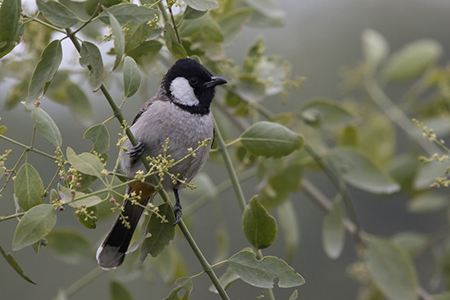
left=123, top=56, right=141, bottom=98
left=66, top=147, right=105, bottom=178
left=163, top=277, right=193, bottom=300
left=24, top=103, right=62, bottom=147
left=228, top=250, right=305, bottom=288
left=36, top=0, right=80, bottom=28
left=0, top=0, right=21, bottom=52
left=0, top=245, right=35, bottom=284
left=83, top=123, right=110, bottom=154
left=392, top=232, right=428, bottom=258
left=299, top=99, right=358, bottom=129
left=12, top=204, right=57, bottom=251
left=99, top=4, right=158, bottom=25
left=107, top=11, right=124, bottom=71
left=368, top=238, right=418, bottom=300
left=276, top=200, right=299, bottom=261
left=362, top=29, right=389, bottom=69
left=383, top=39, right=442, bottom=82
left=184, top=0, right=219, bottom=11
left=164, top=23, right=187, bottom=59
left=328, top=148, right=400, bottom=194
left=240, top=121, right=304, bottom=158
left=235, top=74, right=266, bottom=103
left=322, top=199, right=345, bottom=259
left=46, top=229, right=93, bottom=264
left=242, top=196, right=277, bottom=250
left=27, top=40, right=63, bottom=102
left=14, top=163, right=44, bottom=212
left=140, top=203, right=175, bottom=261
left=407, top=193, right=448, bottom=213
left=67, top=83, right=93, bottom=126
left=79, top=41, right=104, bottom=91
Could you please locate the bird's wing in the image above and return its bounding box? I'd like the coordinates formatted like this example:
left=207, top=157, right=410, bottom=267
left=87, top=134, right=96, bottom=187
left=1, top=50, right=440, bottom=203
left=131, top=97, right=157, bottom=125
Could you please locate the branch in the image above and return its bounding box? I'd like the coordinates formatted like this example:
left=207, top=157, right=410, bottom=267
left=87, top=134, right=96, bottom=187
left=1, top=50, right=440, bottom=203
left=64, top=26, right=230, bottom=300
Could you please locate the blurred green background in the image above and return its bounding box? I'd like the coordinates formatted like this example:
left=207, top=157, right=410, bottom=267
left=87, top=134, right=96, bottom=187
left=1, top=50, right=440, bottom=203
left=1, top=0, right=450, bottom=299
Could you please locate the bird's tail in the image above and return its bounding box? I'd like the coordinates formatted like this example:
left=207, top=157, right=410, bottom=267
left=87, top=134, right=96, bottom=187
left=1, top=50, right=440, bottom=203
left=96, top=182, right=155, bottom=269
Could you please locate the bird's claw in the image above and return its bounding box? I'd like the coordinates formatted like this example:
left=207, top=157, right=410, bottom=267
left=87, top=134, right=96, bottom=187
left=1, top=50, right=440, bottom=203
left=172, top=204, right=182, bottom=226
left=127, top=142, right=145, bottom=158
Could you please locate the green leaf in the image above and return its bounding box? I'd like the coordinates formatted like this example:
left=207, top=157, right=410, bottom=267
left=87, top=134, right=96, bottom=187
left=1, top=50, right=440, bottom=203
left=367, top=238, right=418, bottom=300
left=383, top=39, right=442, bottom=82
left=46, top=229, right=93, bottom=264
left=209, top=267, right=240, bottom=293
left=66, top=147, right=105, bottom=178
left=392, top=232, right=428, bottom=258
left=14, top=163, right=44, bottom=212
left=124, top=22, right=156, bottom=53
left=79, top=41, right=104, bottom=91
left=389, top=154, right=419, bottom=192
left=127, top=40, right=162, bottom=62
left=229, top=250, right=305, bottom=288
left=58, top=184, right=103, bottom=208
left=407, top=193, right=448, bottom=213
left=413, top=161, right=449, bottom=190
left=84, top=0, right=120, bottom=16
left=83, top=124, right=110, bottom=154
left=100, top=3, right=158, bottom=25
left=276, top=200, right=299, bottom=261
left=299, top=99, right=358, bottom=129
left=0, top=245, right=35, bottom=284
left=289, top=290, right=298, bottom=300
left=66, top=83, right=93, bottom=126
left=12, top=204, right=57, bottom=251
left=235, top=74, right=266, bottom=102
left=360, top=115, right=395, bottom=167
left=110, top=281, right=134, bottom=300
left=183, top=6, right=207, bottom=19
left=140, top=203, right=175, bottom=261
left=242, top=196, right=277, bottom=250
left=240, top=121, right=304, bottom=158
left=0, top=0, right=21, bottom=52
left=123, top=56, right=141, bottom=98
left=0, top=22, right=23, bottom=58
left=322, top=199, right=345, bottom=259
left=328, top=148, right=400, bottom=194
left=23, top=103, right=62, bottom=147
left=218, top=7, right=252, bottom=46
left=183, top=0, right=219, bottom=11
left=164, top=277, right=193, bottom=300
left=107, top=12, right=125, bottom=71
left=164, top=23, right=187, bottom=59
left=202, top=17, right=223, bottom=42
left=36, top=0, right=80, bottom=28
left=76, top=205, right=97, bottom=229
left=362, top=29, right=389, bottom=70
left=27, top=40, right=63, bottom=102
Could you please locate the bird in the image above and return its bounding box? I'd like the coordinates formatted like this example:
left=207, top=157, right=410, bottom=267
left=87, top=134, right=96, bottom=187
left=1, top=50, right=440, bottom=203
left=96, top=58, right=227, bottom=269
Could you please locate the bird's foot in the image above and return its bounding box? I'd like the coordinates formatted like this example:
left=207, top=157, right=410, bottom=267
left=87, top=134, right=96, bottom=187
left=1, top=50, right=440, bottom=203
left=127, top=142, right=145, bottom=158
left=172, top=203, right=182, bottom=226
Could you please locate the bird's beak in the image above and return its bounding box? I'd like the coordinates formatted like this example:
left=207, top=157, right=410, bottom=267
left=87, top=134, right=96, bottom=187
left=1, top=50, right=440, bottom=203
left=203, top=76, right=227, bottom=89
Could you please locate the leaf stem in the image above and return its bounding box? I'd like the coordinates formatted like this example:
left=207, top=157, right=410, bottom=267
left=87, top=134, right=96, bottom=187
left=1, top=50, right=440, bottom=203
left=168, top=5, right=181, bottom=44
left=65, top=28, right=230, bottom=300
left=0, top=212, right=26, bottom=223
left=0, top=135, right=55, bottom=160
left=55, top=267, right=104, bottom=299
left=213, top=115, right=247, bottom=212
left=363, top=77, right=436, bottom=155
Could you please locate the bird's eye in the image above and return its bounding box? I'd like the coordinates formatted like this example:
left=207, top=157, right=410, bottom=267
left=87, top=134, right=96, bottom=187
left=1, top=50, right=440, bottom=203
left=189, top=77, right=198, bottom=85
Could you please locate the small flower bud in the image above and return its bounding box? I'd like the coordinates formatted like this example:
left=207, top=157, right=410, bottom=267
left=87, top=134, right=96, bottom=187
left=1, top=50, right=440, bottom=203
left=68, top=175, right=73, bottom=180
left=110, top=198, right=115, bottom=203
left=35, top=101, right=41, bottom=107
left=59, top=207, right=64, bottom=211
left=76, top=182, right=82, bottom=187
left=71, top=190, right=75, bottom=195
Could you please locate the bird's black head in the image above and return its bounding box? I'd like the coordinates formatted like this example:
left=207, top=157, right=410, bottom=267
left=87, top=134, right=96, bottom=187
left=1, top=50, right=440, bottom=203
left=163, top=58, right=227, bottom=115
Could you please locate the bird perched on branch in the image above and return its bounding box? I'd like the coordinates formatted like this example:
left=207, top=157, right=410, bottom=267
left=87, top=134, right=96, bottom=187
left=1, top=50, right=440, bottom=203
left=97, top=58, right=227, bottom=269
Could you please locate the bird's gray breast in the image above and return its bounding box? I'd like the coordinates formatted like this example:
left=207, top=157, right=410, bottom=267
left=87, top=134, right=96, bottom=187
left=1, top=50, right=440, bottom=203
left=120, top=101, right=214, bottom=191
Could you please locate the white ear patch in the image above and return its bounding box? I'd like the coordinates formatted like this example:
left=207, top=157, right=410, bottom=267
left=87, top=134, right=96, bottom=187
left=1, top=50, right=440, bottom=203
left=170, top=77, right=199, bottom=106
